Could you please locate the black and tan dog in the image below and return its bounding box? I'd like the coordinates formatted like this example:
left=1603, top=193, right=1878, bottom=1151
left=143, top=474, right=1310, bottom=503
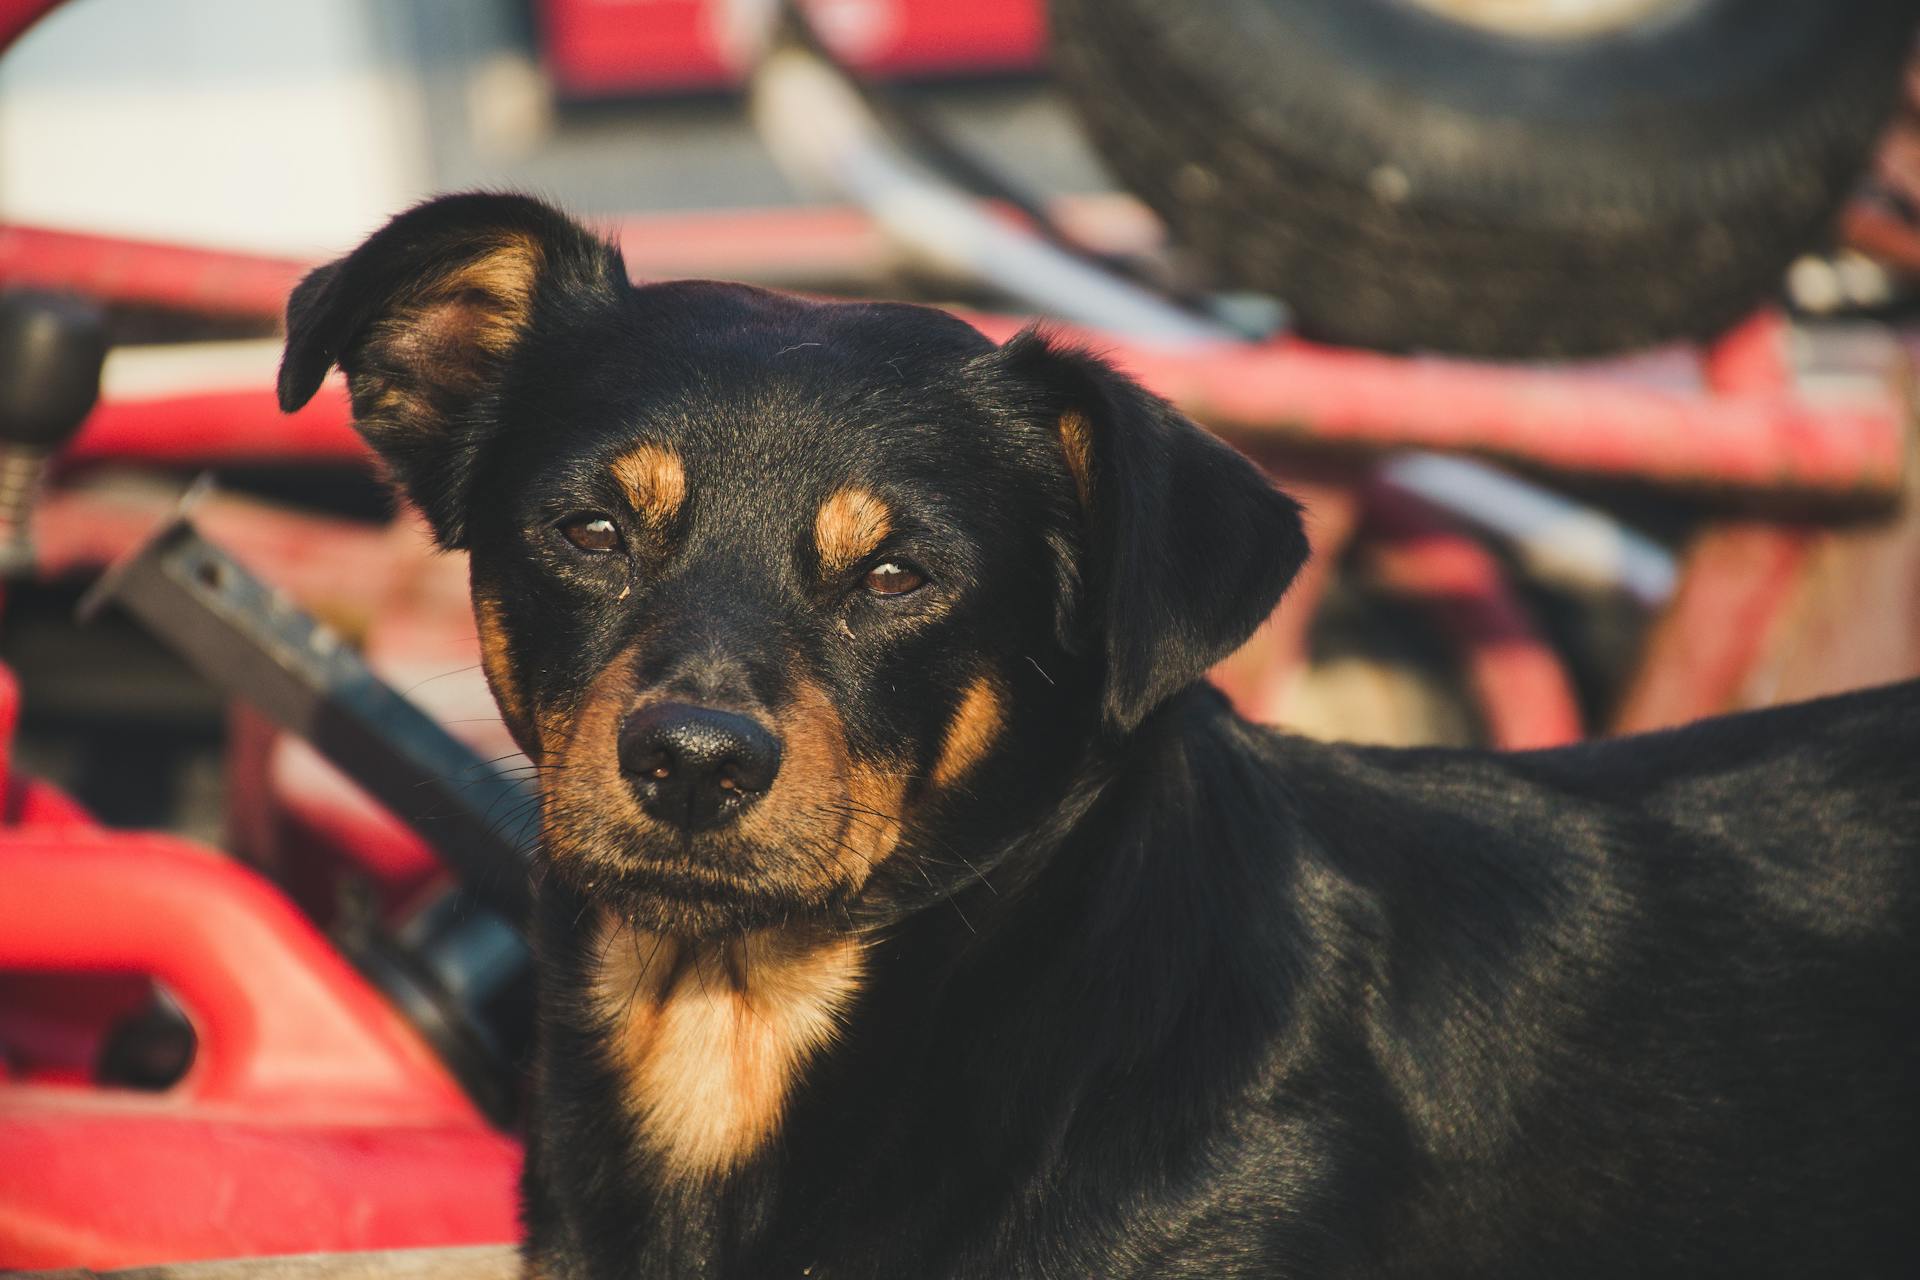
left=279, top=193, right=1920, bottom=1279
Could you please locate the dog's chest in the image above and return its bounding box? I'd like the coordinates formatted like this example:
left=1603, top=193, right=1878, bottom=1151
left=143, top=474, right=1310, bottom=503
left=587, top=917, right=865, bottom=1180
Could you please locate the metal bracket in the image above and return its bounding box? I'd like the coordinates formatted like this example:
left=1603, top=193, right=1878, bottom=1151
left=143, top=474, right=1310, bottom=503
left=81, top=512, right=535, bottom=925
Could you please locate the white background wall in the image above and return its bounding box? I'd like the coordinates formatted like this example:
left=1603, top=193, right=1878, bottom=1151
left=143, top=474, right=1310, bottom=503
left=0, top=0, right=430, bottom=255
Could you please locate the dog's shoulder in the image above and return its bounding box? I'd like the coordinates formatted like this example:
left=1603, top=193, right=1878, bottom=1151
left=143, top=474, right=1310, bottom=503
left=1516, top=677, right=1920, bottom=870
left=1251, top=678, right=1920, bottom=1018
left=1273, top=676, right=1920, bottom=848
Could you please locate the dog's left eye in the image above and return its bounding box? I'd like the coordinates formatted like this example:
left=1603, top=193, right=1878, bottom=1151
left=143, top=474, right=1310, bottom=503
left=863, top=561, right=926, bottom=596
left=558, top=515, right=623, bottom=554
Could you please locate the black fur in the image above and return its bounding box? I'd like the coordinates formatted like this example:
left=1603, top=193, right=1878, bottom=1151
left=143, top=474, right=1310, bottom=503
left=282, top=193, right=1920, bottom=1279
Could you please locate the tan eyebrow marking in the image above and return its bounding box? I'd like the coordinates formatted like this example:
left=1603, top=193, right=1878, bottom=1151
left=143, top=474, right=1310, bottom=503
left=932, top=674, right=1003, bottom=788
left=611, top=443, right=688, bottom=529
left=813, top=486, right=892, bottom=575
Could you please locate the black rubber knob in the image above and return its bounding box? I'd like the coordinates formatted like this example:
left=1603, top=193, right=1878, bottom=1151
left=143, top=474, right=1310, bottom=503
left=0, top=290, right=108, bottom=450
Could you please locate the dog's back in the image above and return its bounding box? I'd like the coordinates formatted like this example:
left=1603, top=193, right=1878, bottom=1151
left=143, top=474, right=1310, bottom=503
left=1247, top=678, right=1920, bottom=1277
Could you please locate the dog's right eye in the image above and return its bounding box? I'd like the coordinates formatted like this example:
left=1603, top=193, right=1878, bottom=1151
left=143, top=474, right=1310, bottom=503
left=558, top=515, right=624, bottom=554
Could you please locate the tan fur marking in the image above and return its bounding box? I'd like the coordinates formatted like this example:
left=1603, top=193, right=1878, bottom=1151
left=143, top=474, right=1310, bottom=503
left=449, top=233, right=543, bottom=341
left=611, top=444, right=688, bottom=530
left=536, top=702, right=575, bottom=764
left=1059, top=410, right=1095, bottom=509
left=932, top=675, right=1003, bottom=788
left=473, top=592, right=534, bottom=755
left=591, top=914, right=864, bottom=1180
left=844, top=760, right=908, bottom=883
left=774, top=679, right=906, bottom=888
left=542, top=661, right=906, bottom=901
left=813, top=487, right=891, bottom=575
left=404, top=233, right=542, bottom=362
left=352, top=232, right=545, bottom=438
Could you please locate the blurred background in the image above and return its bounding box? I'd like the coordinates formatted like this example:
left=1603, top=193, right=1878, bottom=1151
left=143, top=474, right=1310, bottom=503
left=0, top=0, right=1101, bottom=248
left=1, top=1, right=1918, bottom=1273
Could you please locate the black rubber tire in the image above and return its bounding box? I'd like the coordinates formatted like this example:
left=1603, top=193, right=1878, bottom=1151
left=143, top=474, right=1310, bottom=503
left=1051, top=0, right=1916, bottom=357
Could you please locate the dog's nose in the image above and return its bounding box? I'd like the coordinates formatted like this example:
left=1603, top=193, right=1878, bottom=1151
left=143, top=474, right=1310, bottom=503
left=618, top=702, right=782, bottom=830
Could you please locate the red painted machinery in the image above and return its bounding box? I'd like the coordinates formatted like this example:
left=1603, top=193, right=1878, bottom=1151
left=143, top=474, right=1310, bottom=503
left=538, top=0, right=1044, bottom=98
left=1, top=0, right=1917, bottom=1272
left=0, top=658, right=520, bottom=1270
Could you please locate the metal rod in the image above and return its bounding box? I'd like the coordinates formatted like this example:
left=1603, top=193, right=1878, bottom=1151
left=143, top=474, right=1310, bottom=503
left=744, top=34, right=1229, bottom=345
left=79, top=515, right=535, bottom=926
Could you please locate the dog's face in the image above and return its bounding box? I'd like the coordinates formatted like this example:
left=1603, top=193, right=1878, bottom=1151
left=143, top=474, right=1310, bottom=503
left=462, top=285, right=1085, bottom=936
left=279, top=194, right=1307, bottom=938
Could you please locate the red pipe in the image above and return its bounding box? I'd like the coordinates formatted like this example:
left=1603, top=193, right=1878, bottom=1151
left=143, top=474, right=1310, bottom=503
left=57, top=326, right=1904, bottom=502
left=1611, top=522, right=1814, bottom=735
left=0, top=212, right=885, bottom=319
left=67, top=385, right=363, bottom=465
left=1701, top=310, right=1793, bottom=397
left=0, top=831, right=479, bottom=1125
left=1207, top=463, right=1364, bottom=725
left=0, top=224, right=310, bottom=322
left=1360, top=490, right=1587, bottom=751
left=2, top=222, right=1899, bottom=498
left=0, top=0, right=60, bottom=54
left=963, top=315, right=1906, bottom=504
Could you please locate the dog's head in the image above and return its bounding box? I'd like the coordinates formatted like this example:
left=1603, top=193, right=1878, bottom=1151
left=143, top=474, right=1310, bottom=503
left=280, top=194, right=1306, bottom=938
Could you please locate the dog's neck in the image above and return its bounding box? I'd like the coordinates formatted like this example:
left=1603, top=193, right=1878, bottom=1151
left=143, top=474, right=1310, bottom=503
left=586, top=914, right=864, bottom=1181
left=553, top=690, right=1301, bottom=1275
left=579, top=691, right=1256, bottom=1187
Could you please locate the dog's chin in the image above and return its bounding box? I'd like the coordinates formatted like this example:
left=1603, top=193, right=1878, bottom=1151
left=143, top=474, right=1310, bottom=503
left=549, top=846, right=842, bottom=941
left=613, top=881, right=810, bottom=940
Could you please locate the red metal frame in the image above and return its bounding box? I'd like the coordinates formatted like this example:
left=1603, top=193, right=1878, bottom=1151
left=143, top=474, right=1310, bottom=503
left=0, top=225, right=310, bottom=321
left=0, top=468, right=523, bottom=1267
left=962, top=314, right=1904, bottom=505
left=0, top=0, right=57, bottom=52
left=4, top=220, right=1897, bottom=501
left=3, top=216, right=1905, bottom=754
left=538, top=0, right=1045, bottom=98
left=1606, top=310, right=1826, bottom=734
left=3, top=1, right=1917, bottom=1266
left=1359, top=488, right=1586, bottom=750
left=0, top=675, right=519, bottom=1270
left=69, top=387, right=363, bottom=466
left=0, top=833, right=478, bottom=1125
left=1611, top=523, right=1816, bottom=735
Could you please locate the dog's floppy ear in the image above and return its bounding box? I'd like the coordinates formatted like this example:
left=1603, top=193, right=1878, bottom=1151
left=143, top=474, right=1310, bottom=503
left=995, top=329, right=1308, bottom=735
left=278, top=192, right=625, bottom=546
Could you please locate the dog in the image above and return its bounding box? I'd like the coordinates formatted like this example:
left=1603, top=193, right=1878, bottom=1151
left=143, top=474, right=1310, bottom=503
left=278, top=193, right=1920, bottom=1279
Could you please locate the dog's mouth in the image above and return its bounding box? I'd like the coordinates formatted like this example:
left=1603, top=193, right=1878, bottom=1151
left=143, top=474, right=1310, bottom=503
left=541, top=816, right=880, bottom=939
left=536, top=662, right=912, bottom=936
left=589, top=864, right=825, bottom=939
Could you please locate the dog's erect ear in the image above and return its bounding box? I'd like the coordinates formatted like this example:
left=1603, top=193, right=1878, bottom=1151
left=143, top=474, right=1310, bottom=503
left=994, top=329, right=1308, bottom=735
left=278, top=193, right=625, bottom=546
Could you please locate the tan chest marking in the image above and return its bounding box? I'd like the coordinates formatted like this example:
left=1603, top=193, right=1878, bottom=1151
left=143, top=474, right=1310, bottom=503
left=589, top=916, right=865, bottom=1181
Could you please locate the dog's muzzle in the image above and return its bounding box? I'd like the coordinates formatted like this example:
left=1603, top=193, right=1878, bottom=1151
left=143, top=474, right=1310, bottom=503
left=617, top=701, right=783, bottom=831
